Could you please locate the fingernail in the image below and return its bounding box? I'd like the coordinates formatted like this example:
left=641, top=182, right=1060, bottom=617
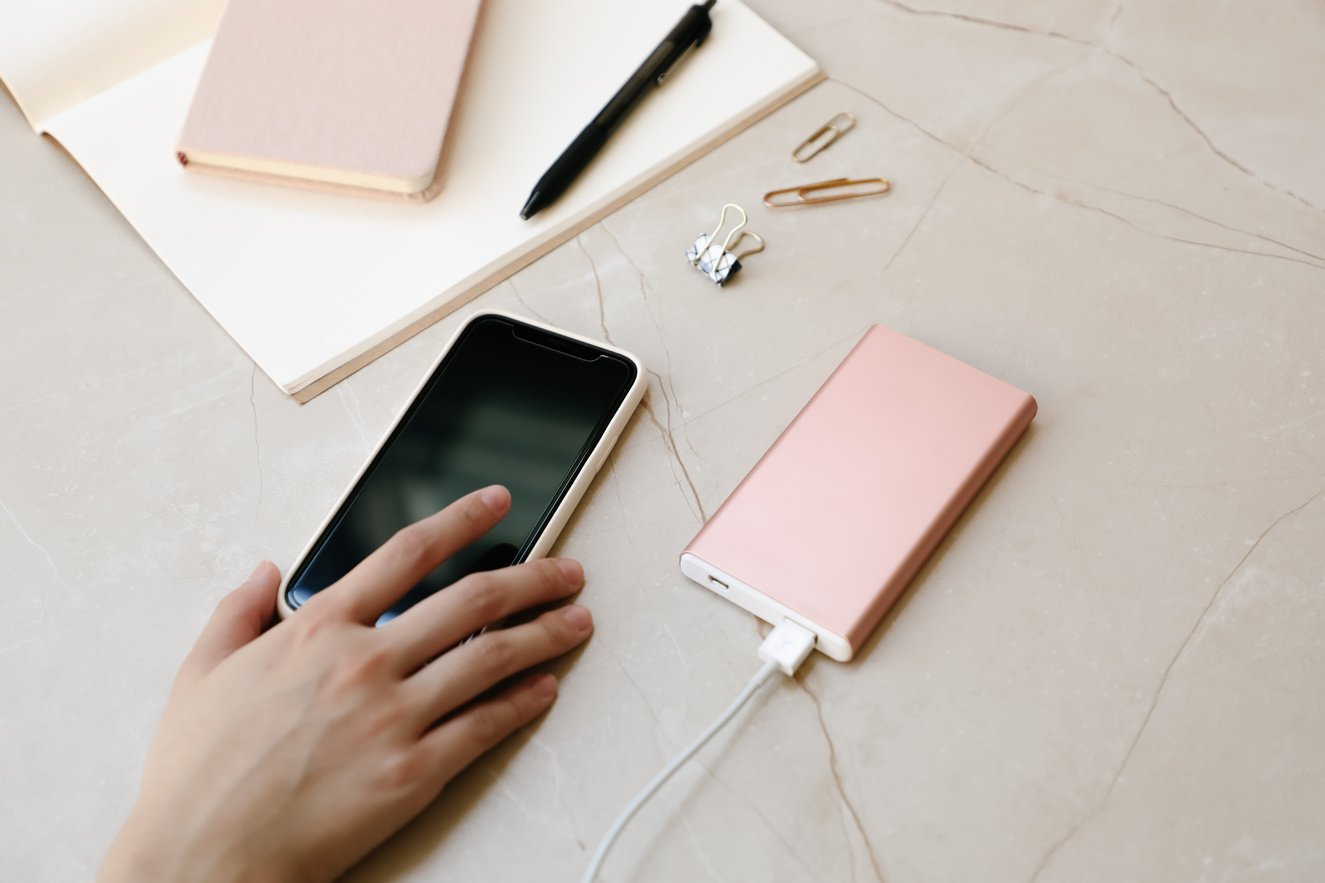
left=479, top=485, right=509, bottom=512
left=561, top=605, right=592, bottom=632
left=532, top=674, right=558, bottom=700
left=247, top=561, right=268, bottom=580
left=555, top=559, right=584, bottom=584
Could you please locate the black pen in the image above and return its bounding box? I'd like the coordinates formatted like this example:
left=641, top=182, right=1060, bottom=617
left=520, top=1, right=717, bottom=220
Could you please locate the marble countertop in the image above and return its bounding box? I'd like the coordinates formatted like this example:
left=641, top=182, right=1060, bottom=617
left=3, top=1, right=1323, bottom=880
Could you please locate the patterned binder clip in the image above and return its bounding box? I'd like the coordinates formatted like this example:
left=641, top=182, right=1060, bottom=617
left=685, top=203, right=765, bottom=286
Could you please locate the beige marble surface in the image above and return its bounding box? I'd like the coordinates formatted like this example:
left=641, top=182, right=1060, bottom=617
left=3, top=1, right=1324, bottom=880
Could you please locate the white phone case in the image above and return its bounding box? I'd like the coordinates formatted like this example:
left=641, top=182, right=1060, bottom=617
left=276, top=309, right=647, bottom=619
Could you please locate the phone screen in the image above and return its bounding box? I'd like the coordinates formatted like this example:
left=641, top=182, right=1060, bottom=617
left=285, top=314, right=637, bottom=622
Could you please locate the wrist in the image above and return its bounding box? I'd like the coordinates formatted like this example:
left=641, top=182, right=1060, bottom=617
left=99, top=814, right=181, bottom=883
left=99, top=806, right=286, bottom=883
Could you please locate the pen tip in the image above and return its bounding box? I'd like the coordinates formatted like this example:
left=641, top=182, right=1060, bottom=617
left=520, top=192, right=541, bottom=221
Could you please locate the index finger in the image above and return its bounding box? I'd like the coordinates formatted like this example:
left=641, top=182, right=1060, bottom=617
left=326, top=485, right=511, bottom=623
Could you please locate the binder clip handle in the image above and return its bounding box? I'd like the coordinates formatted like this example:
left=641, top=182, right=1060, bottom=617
left=685, top=203, right=763, bottom=286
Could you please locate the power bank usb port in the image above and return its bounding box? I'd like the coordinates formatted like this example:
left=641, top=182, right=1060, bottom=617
left=708, top=575, right=730, bottom=590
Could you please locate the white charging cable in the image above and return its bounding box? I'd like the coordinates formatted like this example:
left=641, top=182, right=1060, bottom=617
left=581, top=618, right=817, bottom=882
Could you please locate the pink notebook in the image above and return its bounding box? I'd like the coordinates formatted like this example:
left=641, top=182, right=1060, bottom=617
left=177, top=0, right=483, bottom=200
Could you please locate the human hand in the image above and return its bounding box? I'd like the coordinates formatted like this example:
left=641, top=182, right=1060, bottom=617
left=99, top=485, right=592, bottom=883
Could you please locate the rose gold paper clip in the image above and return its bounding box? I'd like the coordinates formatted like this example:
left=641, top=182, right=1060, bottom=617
left=792, top=112, right=856, bottom=162
left=763, top=176, right=891, bottom=208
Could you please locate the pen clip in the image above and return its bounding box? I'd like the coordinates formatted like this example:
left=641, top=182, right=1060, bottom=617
left=656, top=40, right=697, bottom=86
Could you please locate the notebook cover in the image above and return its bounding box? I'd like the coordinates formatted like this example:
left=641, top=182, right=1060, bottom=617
left=177, top=0, right=483, bottom=200
left=683, top=325, right=1037, bottom=659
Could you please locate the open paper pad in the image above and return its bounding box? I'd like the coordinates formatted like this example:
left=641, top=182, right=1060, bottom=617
left=0, top=0, right=820, bottom=398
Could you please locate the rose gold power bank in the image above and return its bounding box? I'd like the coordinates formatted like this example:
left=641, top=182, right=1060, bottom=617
left=681, top=325, right=1036, bottom=661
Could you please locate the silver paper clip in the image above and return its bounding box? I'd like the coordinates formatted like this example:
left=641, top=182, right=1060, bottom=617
left=685, top=203, right=765, bottom=286
left=792, top=112, right=856, bottom=162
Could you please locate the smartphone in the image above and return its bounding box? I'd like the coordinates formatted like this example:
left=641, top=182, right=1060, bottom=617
left=681, top=324, right=1035, bottom=661
left=279, top=311, right=645, bottom=622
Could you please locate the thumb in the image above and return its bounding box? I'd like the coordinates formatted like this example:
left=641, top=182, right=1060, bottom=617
left=177, top=561, right=281, bottom=688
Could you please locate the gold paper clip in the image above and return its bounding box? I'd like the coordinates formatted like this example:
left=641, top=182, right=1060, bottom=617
left=763, top=177, right=891, bottom=208
left=792, top=112, right=856, bottom=162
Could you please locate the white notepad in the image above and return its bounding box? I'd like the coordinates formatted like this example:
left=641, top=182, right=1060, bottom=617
left=0, top=0, right=820, bottom=399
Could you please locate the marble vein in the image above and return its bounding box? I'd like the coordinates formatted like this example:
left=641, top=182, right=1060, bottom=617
left=658, top=620, right=688, bottom=668
left=506, top=277, right=553, bottom=325
left=1260, top=409, right=1325, bottom=440
left=568, top=232, right=708, bottom=523
left=699, top=764, right=819, bottom=878
left=832, top=78, right=1325, bottom=274
left=668, top=329, right=860, bottom=437
left=597, top=221, right=694, bottom=463
left=877, top=60, right=1074, bottom=284
left=147, top=384, right=245, bottom=425
left=576, top=234, right=615, bottom=346
left=642, top=373, right=708, bottom=525
left=871, top=0, right=1325, bottom=214
left=601, top=641, right=665, bottom=732
left=0, top=636, right=40, bottom=656
left=799, top=678, right=885, bottom=881
left=1041, top=184, right=1325, bottom=273
left=607, top=461, right=631, bottom=539
left=1031, top=172, right=1325, bottom=266
left=528, top=735, right=587, bottom=850
left=0, top=493, right=63, bottom=589
left=335, top=384, right=372, bottom=448
left=1107, top=0, right=1124, bottom=28
left=0, top=351, right=197, bottom=416
left=0, top=385, right=83, bottom=416
left=0, top=492, right=64, bottom=626
left=678, top=812, right=726, bottom=882
left=876, top=0, right=1086, bottom=45
left=1026, top=486, right=1325, bottom=882
left=598, top=222, right=650, bottom=301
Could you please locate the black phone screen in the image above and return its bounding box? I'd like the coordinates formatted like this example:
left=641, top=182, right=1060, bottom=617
left=284, top=314, right=637, bottom=623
